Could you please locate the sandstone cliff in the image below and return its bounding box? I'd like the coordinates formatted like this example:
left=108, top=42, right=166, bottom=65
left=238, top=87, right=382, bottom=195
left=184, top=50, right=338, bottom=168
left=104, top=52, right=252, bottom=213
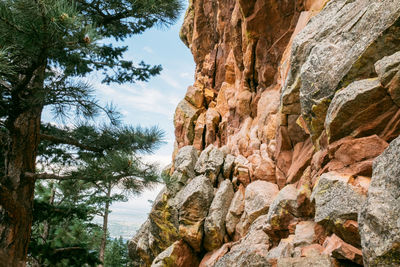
left=129, top=0, right=400, bottom=266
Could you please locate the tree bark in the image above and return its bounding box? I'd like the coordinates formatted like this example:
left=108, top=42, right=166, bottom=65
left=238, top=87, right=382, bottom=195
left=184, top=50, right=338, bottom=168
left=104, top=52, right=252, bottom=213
left=98, top=184, right=111, bottom=266
left=0, top=66, right=45, bottom=266
left=42, top=183, right=56, bottom=242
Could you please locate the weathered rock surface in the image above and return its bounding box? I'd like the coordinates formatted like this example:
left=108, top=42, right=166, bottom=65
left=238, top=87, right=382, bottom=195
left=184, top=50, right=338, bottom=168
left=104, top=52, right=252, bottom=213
left=128, top=188, right=179, bottom=267
left=151, top=240, right=199, bottom=267
left=277, top=255, right=336, bottom=267
left=311, top=172, right=366, bottom=246
left=244, top=180, right=279, bottom=224
left=225, top=184, right=245, bottom=239
left=195, top=145, right=225, bottom=185
left=322, top=234, right=363, bottom=265
left=282, top=0, right=400, bottom=141
left=174, top=99, right=202, bottom=148
left=214, top=216, right=272, bottom=267
left=199, top=243, right=233, bottom=267
left=130, top=0, right=400, bottom=265
left=178, top=175, right=214, bottom=252
left=359, top=136, right=400, bottom=266
left=204, top=180, right=234, bottom=251
left=325, top=79, right=394, bottom=143
left=293, top=221, right=325, bottom=247
left=263, top=184, right=313, bottom=242
left=173, top=145, right=198, bottom=180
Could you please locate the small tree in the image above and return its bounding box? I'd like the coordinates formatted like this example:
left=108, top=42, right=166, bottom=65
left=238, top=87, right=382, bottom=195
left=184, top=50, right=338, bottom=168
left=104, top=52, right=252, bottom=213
left=30, top=122, right=163, bottom=265
left=0, top=0, right=182, bottom=264
left=29, top=180, right=103, bottom=266
left=104, top=237, right=132, bottom=267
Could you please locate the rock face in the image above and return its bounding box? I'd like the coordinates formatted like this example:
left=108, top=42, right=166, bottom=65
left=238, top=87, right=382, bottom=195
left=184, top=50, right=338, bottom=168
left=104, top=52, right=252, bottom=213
left=359, top=136, right=400, bottom=266
left=311, top=172, right=366, bottom=246
left=129, top=0, right=400, bottom=266
left=178, top=175, right=214, bottom=252
left=151, top=240, right=199, bottom=267
left=203, top=180, right=234, bottom=251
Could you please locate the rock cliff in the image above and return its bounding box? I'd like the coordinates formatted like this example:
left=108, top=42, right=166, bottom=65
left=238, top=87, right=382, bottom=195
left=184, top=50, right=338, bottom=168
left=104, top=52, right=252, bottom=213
left=129, top=0, right=400, bottom=266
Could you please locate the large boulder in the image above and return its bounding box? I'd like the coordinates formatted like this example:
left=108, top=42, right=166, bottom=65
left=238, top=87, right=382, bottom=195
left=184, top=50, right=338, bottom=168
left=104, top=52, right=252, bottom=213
left=375, top=50, right=400, bottom=87
left=277, top=255, right=336, bottom=267
left=225, top=184, right=245, bottom=239
left=128, top=188, right=180, bottom=266
left=281, top=0, right=400, bottom=140
left=173, top=145, right=198, bottom=180
left=293, top=221, right=325, bottom=248
left=244, top=180, right=279, bottom=223
left=128, top=220, right=153, bottom=267
left=204, top=180, right=234, bottom=251
left=376, top=50, right=400, bottom=106
left=325, top=78, right=395, bottom=143
left=177, top=175, right=214, bottom=252
left=359, top=136, right=400, bottom=266
left=195, top=145, right=225, bottom=185
left=322, top=234, right=363, bottom=265
left=214, top=216, right=272, bottom=267
left=174, top=99, right=203, bottom=147
left=222, top=154, right=235, bottom=179
left=311, top=172, right=366, bottom=246
left=264, top=184, right=313, bottom=241
left=266, top=235, right=295, bottom=260
left=151, top=240, right=199, bottom=267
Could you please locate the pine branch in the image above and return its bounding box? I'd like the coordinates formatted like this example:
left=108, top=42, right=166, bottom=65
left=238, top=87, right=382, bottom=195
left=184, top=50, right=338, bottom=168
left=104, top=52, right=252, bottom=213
left=54, top=247, right=86, bottom=253
left=40, top=133, right=103, bottom=153
left=25, top=172, right=73, bottom=180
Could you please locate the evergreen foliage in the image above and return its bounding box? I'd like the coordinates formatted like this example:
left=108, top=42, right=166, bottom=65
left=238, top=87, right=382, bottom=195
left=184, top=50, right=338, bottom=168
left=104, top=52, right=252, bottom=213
left=104, top=237, right=132, bottom=267
left=29, top=122, right=164, bottom=265
left=29, top=181, right=103, bottom=266
left=0, top=0, right=182, bottom=264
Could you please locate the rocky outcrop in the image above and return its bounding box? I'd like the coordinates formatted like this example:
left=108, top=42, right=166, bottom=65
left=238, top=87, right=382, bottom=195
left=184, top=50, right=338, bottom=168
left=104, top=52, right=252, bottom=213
left=203, top=180, right=234, bottom=251
left=311, top=172, right=367, bottom=247
left=177, top=175, right=214, bottom=252
left=359, top=136, right=400, bottom=266
left=151, top=240, right=199, bottom=267
left=129, top=0, right=400, bottom=266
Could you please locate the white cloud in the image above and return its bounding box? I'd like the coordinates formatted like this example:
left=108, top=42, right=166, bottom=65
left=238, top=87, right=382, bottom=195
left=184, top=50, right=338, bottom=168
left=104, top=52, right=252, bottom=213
left=160, top=73, right=185, bottom=90
left=143, top=154, right=173, bottom=169
left=179, top=72, right=191, bottom=78
left=95, top=82, right=182, bottom=116
left=143, top=46, right=154, bottom=54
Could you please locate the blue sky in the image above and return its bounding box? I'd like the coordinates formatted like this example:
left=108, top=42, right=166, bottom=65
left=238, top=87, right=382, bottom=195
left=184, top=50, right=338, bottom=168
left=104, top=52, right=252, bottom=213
left=94, top=7, right=195, bottom=229
left=43, top=5, right=195, bottom=233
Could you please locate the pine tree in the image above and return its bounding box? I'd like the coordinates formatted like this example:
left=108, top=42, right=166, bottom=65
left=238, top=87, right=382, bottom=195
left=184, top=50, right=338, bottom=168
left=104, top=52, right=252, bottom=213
left=0, top=0, right=182, bottom=265
left=29, top=122, right=164, bottom=266
left=104, top=237, right=132, bottom=267
left=29, top=180, right=103, bottom=266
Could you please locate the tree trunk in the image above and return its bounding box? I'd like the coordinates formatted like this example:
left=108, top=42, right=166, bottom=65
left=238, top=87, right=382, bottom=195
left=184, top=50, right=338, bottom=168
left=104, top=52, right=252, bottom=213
left=0, top=66, right=45, bottom=266
left=42, top=183, right=56, bottom=242
left=98, top=184, right=111, bottom=266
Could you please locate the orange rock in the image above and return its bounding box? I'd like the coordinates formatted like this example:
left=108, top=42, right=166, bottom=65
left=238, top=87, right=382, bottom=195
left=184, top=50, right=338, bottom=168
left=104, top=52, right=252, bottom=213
left=185, top=85, right=204, bottom=108
left=286, top=138, right=314, bottom=184
left=193, top=112, right=206, bottom=150
left=199, top=243, right=233, bottom=267
left=301, top=244, right=324, bottom=257
left=205, top=108, right=221, bottom=146
left=322, top=234, right=363, bottom=265
left=151, top=240, right=199, bottom=267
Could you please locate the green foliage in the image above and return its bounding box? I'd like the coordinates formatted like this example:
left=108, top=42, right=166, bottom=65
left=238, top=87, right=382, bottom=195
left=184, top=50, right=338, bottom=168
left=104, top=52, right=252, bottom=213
left=29, top=181, right=103, bottom=266
left=0, top=0, right=183, bottom=122
left=30, top=122, right=164, bottom=265
left=104, top=237, right=132, bottom=267
left=0, top=0, right=182, bottom=264
left=161, top=169, right=177, bottom=188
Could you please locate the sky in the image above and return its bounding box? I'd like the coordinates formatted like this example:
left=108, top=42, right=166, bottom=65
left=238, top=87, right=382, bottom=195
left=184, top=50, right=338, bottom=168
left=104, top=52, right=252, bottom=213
left=42, top=4, right=195, bottom=236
